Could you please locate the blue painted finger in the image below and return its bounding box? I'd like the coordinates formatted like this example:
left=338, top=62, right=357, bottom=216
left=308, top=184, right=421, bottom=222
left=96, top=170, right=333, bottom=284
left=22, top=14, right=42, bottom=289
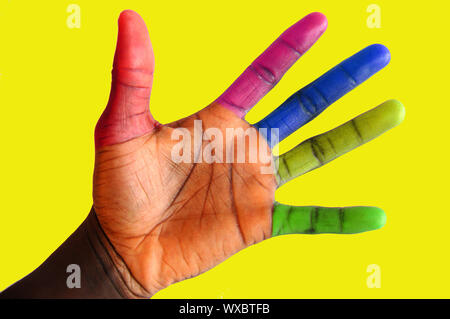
left=253, top=44, right=391, bottom=147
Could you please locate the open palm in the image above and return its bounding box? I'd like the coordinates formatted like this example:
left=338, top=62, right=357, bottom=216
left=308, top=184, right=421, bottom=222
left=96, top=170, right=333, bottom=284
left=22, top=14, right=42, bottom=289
left=93, top=11, right=404, bottom=297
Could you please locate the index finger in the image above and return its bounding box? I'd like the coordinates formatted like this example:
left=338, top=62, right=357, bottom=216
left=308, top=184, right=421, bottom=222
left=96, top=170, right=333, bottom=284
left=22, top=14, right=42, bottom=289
left=215, top=12, right=328, bottom=118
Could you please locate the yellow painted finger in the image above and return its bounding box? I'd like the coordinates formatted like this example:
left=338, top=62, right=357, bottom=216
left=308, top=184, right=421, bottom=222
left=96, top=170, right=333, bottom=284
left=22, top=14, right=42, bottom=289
left=276, top=99, right=405, bottom=186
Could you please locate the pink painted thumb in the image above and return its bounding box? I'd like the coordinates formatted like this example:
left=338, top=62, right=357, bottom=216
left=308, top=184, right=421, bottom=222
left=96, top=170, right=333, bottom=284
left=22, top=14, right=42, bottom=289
left=95, top=10, right=158, bottom=149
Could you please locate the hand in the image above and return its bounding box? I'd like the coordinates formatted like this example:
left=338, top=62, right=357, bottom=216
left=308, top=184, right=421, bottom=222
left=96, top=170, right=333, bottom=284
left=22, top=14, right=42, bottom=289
left=93, top=10, right=404, bottom=297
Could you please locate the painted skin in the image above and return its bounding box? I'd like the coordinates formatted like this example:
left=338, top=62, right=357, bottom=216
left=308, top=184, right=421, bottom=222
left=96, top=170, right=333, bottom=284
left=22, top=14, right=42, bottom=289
left=93, top=11, right=404, bottom=296
left=273, top=100, right=405, bottom=235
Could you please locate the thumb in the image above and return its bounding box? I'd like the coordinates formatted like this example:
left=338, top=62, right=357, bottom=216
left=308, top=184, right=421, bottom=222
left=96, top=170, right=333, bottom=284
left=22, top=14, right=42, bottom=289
left=95, top=10, right=158, bottom=149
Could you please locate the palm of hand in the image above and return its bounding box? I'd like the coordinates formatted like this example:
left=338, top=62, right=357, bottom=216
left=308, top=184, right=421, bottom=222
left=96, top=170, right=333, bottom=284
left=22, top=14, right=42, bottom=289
left=94, top=103, right=275, bottom=291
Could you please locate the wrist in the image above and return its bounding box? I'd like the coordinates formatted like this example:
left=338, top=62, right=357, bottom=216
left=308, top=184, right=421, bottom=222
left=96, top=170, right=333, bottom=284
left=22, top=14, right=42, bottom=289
left=86, top=207, right=152, bottom=298
left=1, top=208, right=151, bottom=299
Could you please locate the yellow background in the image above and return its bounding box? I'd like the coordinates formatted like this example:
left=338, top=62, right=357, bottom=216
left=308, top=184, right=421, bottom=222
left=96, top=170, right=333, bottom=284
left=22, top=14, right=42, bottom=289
left=0, top=0, right=448, bottom=298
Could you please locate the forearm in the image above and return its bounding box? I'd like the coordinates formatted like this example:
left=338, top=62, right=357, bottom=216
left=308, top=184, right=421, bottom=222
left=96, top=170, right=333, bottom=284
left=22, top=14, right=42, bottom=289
left=0, top=208, right=149, bottom=299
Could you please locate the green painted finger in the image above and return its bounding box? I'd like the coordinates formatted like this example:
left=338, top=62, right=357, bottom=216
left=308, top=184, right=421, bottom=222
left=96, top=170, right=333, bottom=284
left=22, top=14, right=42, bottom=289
left=272, top=203, right=386, bottom=236
left=275, top=99, right=405, bottom=186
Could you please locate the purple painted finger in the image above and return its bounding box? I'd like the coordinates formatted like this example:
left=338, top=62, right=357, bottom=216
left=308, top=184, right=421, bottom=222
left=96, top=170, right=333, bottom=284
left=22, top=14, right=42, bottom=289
left=215, top=12, right=328, bottom=118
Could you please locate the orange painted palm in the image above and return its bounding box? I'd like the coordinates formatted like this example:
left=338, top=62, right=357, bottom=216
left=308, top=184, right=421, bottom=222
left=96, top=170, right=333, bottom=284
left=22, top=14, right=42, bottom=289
left=94, top=102, right=276, bottom=295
